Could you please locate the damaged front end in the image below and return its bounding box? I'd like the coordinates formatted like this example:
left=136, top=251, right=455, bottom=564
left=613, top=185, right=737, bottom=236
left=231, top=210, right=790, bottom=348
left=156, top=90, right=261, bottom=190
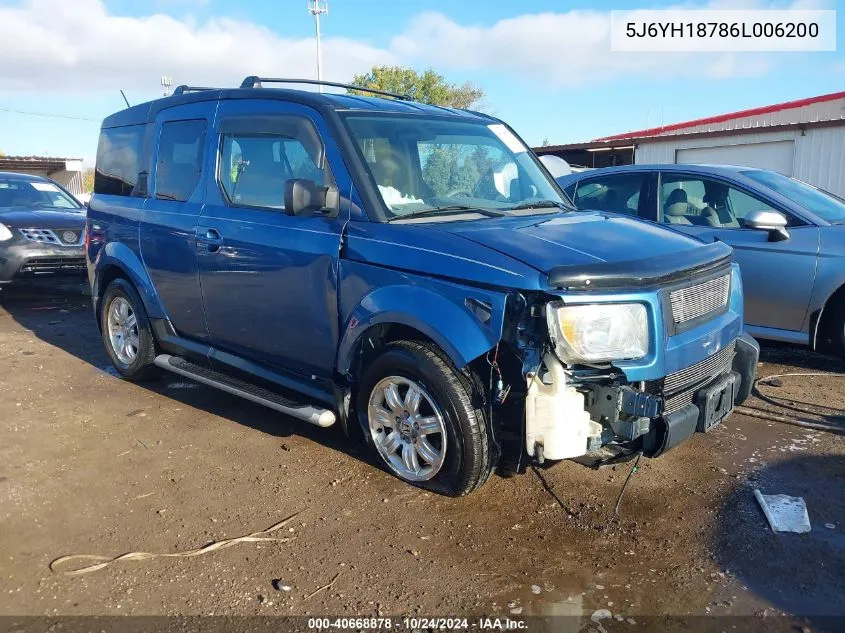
left=506, top=242, right=759, bottom=470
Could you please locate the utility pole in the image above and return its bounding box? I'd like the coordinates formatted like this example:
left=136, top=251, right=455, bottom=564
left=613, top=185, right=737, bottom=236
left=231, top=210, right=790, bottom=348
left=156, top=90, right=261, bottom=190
left=308, top=0, right=328, bottom=92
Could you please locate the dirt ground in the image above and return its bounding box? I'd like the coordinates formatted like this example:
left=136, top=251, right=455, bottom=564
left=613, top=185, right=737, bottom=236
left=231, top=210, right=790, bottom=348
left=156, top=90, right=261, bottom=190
left=1, top=281, right=844, bottom=631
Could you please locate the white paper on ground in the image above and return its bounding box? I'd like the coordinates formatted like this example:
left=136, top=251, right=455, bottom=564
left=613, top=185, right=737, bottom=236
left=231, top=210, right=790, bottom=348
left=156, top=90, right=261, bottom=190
left=754, top=489, right=811, bottom=533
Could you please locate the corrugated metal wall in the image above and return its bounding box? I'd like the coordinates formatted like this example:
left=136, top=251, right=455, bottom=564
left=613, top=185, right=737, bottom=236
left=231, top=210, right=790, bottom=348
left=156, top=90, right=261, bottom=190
left=639, top=97, right=845, bottom=138
left=635, top=125, right=845, bottom=198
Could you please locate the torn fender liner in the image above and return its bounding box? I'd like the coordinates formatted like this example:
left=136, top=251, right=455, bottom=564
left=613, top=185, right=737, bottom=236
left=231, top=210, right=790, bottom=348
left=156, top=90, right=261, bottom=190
left=547, top=241, right=732, bottom=291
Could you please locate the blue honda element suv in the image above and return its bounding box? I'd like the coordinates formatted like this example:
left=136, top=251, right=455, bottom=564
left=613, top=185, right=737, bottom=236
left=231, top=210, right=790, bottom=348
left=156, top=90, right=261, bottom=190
left=87, top=77, right=758, bottom=496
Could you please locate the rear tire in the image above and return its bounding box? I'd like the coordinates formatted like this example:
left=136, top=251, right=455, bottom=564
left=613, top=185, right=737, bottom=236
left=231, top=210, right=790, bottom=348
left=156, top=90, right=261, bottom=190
left=356, top=340, right=495, bottom=496
left=100, top=278, right=160, bottom=381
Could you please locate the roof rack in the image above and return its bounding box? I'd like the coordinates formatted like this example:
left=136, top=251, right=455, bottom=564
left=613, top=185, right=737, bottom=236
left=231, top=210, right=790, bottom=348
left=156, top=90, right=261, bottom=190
left=172, top=85, right=218, bottom=96
left=239, top=76, right=411, bottom=101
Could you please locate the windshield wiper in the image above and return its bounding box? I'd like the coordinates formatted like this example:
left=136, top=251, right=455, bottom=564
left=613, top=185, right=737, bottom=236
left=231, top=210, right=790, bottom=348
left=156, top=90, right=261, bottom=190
left=386, top=205, right=506, bottom=222
left=507, top=199, right=571, bottom=212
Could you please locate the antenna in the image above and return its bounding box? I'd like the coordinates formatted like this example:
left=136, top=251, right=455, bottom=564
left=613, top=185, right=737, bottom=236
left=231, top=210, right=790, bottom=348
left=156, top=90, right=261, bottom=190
left=160, top=75, right=174, bottom=97
left=120, top=90, right=131, bottom=108
left=307, top=0, right=328, bottom=93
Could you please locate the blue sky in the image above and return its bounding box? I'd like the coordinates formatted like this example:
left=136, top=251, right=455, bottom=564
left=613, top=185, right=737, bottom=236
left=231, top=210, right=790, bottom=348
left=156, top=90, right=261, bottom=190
left=0, top=0, right=842, bottom=164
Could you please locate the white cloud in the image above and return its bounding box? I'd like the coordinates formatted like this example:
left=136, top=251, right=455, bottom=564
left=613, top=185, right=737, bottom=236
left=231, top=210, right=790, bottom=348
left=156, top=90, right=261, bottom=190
left=0, top=0, right=395, bottom=92
left=391, top=9, right=784, bottom=86
left=0, top=0, right=831, bottom=95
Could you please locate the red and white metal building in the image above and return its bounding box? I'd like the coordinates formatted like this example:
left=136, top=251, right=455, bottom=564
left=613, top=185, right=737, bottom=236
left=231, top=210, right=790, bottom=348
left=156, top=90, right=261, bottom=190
left=536, top=90, right=845, bottom=198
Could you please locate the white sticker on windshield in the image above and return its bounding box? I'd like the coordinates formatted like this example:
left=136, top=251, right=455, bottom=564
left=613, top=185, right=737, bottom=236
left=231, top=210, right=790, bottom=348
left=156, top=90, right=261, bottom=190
left=31, top=182, right=60, bottom=192
left=488, top=124, right=527, bottom=154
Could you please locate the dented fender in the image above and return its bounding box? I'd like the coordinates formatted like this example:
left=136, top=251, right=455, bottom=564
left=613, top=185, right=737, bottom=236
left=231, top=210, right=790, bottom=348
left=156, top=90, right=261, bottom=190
left=336, top=260, right=509, bottom=374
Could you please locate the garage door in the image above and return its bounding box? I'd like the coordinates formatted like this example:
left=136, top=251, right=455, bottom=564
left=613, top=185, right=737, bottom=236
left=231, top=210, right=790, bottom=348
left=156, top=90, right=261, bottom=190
left=675, top=140, right=795, bottom=175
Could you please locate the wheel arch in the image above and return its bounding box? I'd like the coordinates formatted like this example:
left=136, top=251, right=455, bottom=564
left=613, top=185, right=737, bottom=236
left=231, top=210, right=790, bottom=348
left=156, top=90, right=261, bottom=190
left=92, top=242, right=164, bottom=329
left=335, top=285, right=508, bottom=380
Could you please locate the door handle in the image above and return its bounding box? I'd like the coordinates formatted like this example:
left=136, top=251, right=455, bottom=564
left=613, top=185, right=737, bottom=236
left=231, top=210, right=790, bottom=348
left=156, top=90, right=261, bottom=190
left=198, top=227, right=222, bottom=253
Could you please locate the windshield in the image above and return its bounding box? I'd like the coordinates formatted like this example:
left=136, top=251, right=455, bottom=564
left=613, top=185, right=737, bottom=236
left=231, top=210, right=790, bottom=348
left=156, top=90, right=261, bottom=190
left=741, top=170, right=845, bottom=223
left=343, top=114, right=568, bottom=221
left=0, top=178, right=82, bottom=211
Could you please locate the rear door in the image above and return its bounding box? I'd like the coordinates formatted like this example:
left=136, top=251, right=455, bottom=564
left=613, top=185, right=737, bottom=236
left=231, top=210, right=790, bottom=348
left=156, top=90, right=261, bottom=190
left=197, top=99, right=347, bottom=382
left=657, top=172, right=819, bottom=333
left=140, top=102, right=214, bottom=343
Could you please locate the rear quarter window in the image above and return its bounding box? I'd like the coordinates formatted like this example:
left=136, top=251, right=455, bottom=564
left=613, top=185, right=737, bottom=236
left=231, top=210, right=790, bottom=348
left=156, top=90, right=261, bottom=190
left=95, top=124, right=147, bottom=196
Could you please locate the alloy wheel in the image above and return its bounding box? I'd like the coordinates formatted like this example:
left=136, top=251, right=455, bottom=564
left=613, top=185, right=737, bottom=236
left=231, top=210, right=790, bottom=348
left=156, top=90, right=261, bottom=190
left=367, top=376, right=447, bottom=482
left=107, top=296, right=139, bottom=365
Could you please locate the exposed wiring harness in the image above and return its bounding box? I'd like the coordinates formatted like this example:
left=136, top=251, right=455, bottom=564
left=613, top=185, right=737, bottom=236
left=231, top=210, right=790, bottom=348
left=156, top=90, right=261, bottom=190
left=736, top=371, right=845, bottom=435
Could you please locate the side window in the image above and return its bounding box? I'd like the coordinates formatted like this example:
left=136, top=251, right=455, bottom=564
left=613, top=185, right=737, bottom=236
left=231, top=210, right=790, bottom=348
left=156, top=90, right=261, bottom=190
left=94, top=124, right=146, bottom=196
left=218, top=117, right=326, bottom=210
left=155, top=119, right=207, bottom=202
left=659, top=175, right=705, bottom=226
left=660, top=174, right=788, bottom=228
left=572, top=174, right=647, bottom=217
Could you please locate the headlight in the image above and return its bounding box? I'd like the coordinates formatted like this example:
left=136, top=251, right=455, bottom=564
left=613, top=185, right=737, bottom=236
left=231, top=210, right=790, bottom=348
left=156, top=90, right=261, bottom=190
left=547, top=302, right=649, bottom=364
left=0, top=224, right=13, bottom=242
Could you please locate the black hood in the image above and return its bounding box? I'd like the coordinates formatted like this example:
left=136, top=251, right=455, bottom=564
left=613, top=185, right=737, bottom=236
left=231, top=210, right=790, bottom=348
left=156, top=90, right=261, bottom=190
left=0, top=207, right=86, bottom=230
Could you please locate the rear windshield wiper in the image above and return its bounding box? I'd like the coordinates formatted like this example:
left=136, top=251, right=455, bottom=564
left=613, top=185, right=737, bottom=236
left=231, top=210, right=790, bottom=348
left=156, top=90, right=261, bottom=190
left=507, top=199, right=570, bottom=212
left=386, top=205, right=506, bottom=222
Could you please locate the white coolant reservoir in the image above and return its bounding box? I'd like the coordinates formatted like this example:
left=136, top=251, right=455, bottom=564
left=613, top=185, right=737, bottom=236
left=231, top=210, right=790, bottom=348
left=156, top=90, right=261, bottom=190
left=525, top=353, right=602, bottom=460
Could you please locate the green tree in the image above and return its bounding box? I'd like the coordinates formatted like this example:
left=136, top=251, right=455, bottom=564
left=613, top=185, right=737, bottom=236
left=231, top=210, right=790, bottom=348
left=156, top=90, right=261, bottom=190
left=421, top=146, right=455, bottom=196
left=421, top=145, right=497, bottom=197
left=349, top=66, right=485, bottom=109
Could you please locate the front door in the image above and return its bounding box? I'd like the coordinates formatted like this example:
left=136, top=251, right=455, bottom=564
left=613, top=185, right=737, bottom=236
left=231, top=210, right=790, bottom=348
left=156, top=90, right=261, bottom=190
left=657, top=172, right=819, bottom=333
left=197, top=99, right=347, bottom=382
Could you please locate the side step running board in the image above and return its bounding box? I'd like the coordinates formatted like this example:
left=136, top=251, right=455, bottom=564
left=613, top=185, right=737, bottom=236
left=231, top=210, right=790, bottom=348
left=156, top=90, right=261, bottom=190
left=154, top=354, right=336, bottom=427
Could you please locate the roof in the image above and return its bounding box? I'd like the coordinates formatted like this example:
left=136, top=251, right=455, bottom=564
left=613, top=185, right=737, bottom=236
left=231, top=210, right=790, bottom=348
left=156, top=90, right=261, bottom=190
left=595, top=90, right=845, bottom=142
left=102, top=87, right=493, bottom=128
left=555, top=163, right=764, bottom=186
left=0, top=156, right=84, bottom=172
left=534, top=139, right=635, bottom=154
left=0, top=170, right=51, bottom=181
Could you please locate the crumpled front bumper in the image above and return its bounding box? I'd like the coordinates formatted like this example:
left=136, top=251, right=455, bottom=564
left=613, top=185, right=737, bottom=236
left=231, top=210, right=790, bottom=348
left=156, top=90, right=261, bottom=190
left=527, top=333, right=761, bottom=468
left=642, top=332, right=759, bottom=457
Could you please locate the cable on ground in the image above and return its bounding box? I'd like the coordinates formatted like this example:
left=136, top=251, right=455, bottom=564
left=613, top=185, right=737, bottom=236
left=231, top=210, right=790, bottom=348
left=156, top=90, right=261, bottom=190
left=49, top=510, right=305, bottom=576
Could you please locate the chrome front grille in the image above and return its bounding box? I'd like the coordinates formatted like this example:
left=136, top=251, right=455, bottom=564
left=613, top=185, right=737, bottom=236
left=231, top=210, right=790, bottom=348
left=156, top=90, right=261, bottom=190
left=663, top=341, right=736, bottom=414
left=19, top=228, right=82, bottom=246
left=669, top=274, right=730, bottom=325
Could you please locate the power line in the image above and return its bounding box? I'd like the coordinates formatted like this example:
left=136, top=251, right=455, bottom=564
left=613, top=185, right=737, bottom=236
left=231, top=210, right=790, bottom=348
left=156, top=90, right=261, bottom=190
left=0, top=106, right=99, bottom=122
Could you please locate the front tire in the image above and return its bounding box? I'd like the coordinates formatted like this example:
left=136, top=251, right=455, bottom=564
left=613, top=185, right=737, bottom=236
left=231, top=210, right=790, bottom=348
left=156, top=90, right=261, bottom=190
left=357, top=340, right=495, bottom=496
left=100, top=278, right=160, bottom=381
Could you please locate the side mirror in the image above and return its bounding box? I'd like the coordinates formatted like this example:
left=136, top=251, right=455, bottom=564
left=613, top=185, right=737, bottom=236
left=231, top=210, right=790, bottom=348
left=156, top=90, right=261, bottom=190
left=745, top=209, right=789, bottom=242
left=284, top=179, right=339, bottom=217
